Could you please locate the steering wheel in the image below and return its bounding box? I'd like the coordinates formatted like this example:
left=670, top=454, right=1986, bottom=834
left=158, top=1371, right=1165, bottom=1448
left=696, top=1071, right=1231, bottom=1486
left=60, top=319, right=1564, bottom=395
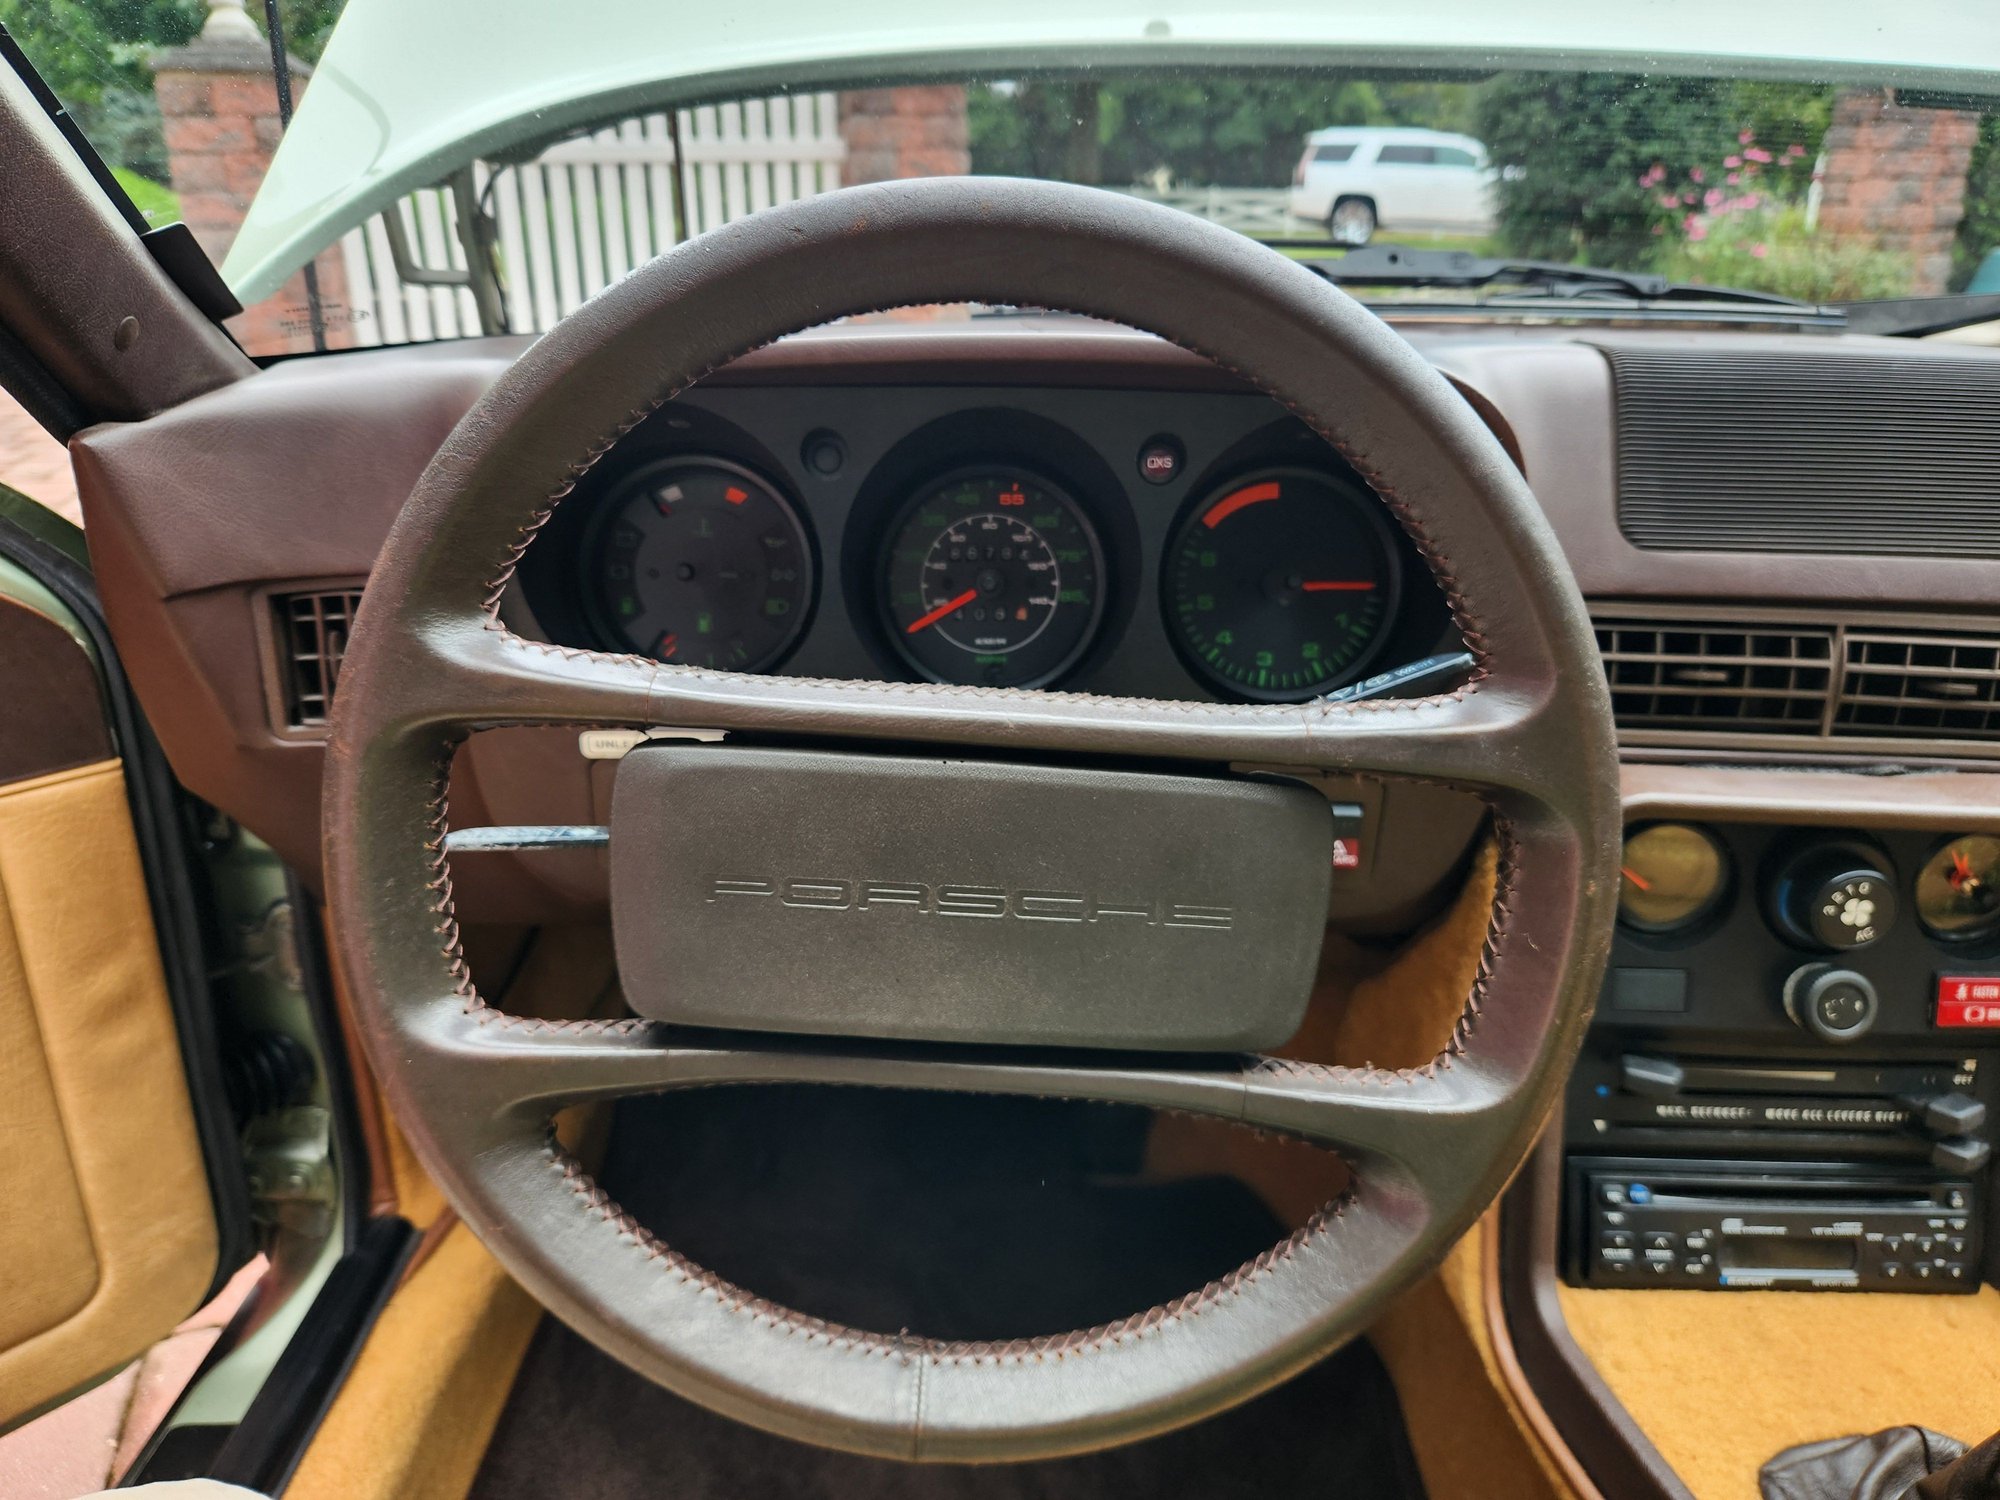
left=324, top=177, right=1617, bottom=1461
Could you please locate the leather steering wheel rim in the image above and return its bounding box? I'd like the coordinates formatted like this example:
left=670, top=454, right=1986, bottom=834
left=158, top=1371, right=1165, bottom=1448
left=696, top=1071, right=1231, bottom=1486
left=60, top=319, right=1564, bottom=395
left=324, top=177, right=1618, bottom=1461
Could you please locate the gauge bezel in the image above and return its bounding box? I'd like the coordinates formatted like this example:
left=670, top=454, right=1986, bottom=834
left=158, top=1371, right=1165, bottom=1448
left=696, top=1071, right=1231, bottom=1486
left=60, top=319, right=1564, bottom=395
left=875, top=463, right=1108, bottom=689
left=1914, top=832, right=2000, bottom=946
left=580, top=454, right=817, bottom=673
left=1157, top=463, right=1404, bottom=703
left=1618, top=821, right=1733, bottom=938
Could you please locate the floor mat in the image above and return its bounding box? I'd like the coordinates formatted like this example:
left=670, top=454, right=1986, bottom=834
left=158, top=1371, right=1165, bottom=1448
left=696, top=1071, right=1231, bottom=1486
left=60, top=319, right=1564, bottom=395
left=470, top=1088, right=1426, bottom=1499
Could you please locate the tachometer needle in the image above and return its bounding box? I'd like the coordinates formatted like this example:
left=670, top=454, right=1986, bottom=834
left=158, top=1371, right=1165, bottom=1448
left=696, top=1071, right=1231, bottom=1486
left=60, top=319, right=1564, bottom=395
left=1300, top=580, right=1378, bottom=593
left=906, top=588, right=980, bottom=635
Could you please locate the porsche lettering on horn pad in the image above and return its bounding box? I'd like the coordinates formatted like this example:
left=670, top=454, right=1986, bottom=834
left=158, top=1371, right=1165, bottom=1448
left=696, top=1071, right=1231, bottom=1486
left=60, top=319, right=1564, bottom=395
left=610, top=745, right=1332, bottom=1050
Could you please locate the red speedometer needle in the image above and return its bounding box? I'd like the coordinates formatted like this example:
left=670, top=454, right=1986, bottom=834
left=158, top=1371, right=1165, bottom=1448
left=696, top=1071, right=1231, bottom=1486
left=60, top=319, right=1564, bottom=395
left=906, top=588, right=979, bottom=635
left=1300, top=580, right=1378, bottom=593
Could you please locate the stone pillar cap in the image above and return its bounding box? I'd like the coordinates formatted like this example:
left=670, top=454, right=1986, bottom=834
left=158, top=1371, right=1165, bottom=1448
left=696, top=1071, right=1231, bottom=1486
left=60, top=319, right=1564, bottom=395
left=153, top=0, right=312, bottom=76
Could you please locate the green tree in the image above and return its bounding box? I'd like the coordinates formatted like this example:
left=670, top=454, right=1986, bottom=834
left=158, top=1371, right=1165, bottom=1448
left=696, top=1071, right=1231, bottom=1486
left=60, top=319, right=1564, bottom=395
left=0, top=0, right=346, bottom=179
left=1474, top=73, right=1831, bottom=270
left=1952, top=112, right=2000, bottom=290
left=1474, top=73, right=1735, bottom=267
left=971, top=75, right=1438, bottom=187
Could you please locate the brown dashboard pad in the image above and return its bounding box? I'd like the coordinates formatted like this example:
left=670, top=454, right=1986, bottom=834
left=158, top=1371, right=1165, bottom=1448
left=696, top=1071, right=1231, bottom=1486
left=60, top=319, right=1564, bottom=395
left=1558, top=1283, right=2000, bottom=1499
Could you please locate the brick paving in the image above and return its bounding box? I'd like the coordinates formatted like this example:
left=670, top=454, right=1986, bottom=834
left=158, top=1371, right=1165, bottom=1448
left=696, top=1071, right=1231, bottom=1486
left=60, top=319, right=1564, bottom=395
left=0, top=389, right=79, bottom=526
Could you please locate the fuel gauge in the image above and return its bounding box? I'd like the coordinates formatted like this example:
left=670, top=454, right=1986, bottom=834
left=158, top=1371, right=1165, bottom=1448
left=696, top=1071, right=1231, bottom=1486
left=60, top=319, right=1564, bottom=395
left=1916, top=835, right=2000, bottom=943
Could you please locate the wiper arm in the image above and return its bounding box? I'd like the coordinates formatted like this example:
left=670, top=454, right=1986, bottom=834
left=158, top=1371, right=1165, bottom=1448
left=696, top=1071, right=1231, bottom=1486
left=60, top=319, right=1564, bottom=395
left=1838, top=292, right=2000, bottom=337
left=1304, top=244, right=1821, bottom=310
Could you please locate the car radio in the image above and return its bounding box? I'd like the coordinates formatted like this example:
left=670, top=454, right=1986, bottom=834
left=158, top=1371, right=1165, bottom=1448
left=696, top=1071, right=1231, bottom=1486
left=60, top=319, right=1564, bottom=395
left=1568, top=1159, right=1979, bottom=1292
left=1562, top=821, right=2000, bottom=1295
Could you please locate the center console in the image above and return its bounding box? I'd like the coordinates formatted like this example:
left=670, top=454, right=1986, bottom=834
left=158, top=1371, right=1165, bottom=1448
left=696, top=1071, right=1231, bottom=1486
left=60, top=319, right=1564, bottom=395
left=1562, top=821, right=2000, bottom=1294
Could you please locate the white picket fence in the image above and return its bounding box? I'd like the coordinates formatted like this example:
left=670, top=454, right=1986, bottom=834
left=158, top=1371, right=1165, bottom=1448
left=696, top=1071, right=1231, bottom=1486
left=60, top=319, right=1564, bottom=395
left=337, top=97, right=1297, bottom=346
left=337, top=94, right=845, bottom=345
left=1119, top=187, right=1297, bottom=238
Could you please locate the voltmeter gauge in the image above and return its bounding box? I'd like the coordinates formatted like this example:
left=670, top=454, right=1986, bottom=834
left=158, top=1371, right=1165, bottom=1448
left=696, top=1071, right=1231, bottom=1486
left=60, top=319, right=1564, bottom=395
left=1916, top=835, right=2000, bottom=943
left=1619, top=823, right=1730, bottom=935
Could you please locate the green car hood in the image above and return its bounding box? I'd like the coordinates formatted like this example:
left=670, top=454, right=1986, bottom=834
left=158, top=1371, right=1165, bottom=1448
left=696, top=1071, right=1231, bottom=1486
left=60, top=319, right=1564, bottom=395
left=223, top=0, right=2000, bottom=303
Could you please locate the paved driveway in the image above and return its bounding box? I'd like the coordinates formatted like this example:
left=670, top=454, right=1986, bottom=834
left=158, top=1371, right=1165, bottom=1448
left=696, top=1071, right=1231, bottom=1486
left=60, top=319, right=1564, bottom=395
left=0, top=389, right=79, bottom=525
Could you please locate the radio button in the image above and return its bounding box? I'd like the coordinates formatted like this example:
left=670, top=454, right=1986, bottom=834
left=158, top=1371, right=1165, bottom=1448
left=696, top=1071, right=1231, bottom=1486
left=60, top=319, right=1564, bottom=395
left=1882, top=1262, right=1902, bottom=1279
left=1946, top=1263, right=1969, bottom=1281
left=1684, top=1230, right=1713, bottom=1253
left=1600, top=1230, right=1635, bottom=1252
left=1644, top=1232, right=1678, bottom=1252
left=1599, top=1183, right=1628, bottom=1207
left=1914, top=1262, right=1934, bottom=1280
left=1643, top=1247, right=1674, bottom=1265
left=1682, top=1260, right=1709, bottom=1276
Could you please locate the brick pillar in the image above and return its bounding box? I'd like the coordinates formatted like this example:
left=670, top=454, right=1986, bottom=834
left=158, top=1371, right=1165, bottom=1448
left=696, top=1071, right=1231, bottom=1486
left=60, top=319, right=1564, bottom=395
left=1818, top=89, right=1979, bottom=295
left=838, top=87, right=970, bottom=185
left=153, top=9, right=351, bottom=354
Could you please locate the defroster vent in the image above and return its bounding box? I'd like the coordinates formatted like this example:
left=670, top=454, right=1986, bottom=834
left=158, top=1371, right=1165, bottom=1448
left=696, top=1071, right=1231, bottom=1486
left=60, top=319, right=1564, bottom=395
left=1602, top=343, right=2000, bottom=557
left=275, top=588, right=362, bottom=731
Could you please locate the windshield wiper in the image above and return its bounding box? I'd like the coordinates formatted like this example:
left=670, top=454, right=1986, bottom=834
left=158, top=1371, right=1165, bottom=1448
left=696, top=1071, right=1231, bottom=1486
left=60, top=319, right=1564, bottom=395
left=1838, top=292, right=2000, bottom=337
left=1302, top=243, right=1821, bottom=310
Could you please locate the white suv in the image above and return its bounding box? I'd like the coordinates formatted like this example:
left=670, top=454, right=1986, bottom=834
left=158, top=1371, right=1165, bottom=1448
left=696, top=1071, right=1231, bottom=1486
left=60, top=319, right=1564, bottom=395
left=1289, top=127, right=1498, bottom=245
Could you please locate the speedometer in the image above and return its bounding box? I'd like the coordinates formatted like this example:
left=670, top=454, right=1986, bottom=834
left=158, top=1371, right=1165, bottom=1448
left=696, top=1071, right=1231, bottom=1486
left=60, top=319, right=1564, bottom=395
left=880, top=468, right=1105, bottom=688
left=1162, top=467, right=1399, bottom=701
left=587, top=457, right=813, bottom=671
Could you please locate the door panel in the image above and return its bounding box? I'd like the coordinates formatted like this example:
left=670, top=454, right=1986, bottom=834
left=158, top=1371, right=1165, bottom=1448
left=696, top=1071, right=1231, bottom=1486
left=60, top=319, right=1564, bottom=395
left=0, top=559, right=227, bottom=1431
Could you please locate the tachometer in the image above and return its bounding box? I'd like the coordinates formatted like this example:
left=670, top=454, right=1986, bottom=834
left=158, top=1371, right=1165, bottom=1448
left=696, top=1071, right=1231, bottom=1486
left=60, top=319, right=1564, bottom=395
left=880, top=468, right=1104, bottom=688
left=1162, top=467, right=1398, bottom=701
left=587, top=457, right=813, bottom=671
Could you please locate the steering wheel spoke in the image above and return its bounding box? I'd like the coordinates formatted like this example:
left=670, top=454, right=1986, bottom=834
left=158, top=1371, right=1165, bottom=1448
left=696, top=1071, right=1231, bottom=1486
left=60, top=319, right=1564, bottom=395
left=411, top=1003, right=1504, bottom=1209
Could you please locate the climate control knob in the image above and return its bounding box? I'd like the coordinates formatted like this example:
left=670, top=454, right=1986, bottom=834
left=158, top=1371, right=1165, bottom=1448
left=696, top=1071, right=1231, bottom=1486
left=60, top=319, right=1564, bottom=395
left=1771, top=845, right=1896, bottom=950
left=1783, top=963, right=1880, bottom=1043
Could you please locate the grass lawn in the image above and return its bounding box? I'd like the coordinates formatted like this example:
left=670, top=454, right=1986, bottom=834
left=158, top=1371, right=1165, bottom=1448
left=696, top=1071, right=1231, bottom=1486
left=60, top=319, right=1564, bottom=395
left=113, top=169, right=180, bottom=227
left=1276, top=229, right=1495, bottom=261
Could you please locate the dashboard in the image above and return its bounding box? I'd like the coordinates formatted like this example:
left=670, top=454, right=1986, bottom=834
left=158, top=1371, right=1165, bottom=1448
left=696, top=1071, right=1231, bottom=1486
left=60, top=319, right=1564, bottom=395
left=56, top=308, right=2000, bottom=1500
left=508, top=380, right=1453, bottom=703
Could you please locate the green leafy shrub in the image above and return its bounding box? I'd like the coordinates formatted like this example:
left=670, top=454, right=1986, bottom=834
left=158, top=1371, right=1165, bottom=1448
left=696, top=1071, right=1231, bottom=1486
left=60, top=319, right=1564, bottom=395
left=1663, top=203, right=1912, bottom=302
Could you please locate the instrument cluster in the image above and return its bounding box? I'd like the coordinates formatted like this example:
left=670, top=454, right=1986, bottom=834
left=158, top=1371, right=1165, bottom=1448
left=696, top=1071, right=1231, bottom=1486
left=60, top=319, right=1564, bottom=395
left=515, top=387, right=1454, bottom=704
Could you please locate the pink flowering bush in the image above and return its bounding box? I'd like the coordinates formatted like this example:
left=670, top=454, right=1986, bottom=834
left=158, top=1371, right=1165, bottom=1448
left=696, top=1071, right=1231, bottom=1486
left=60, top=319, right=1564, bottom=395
left=1642, top=130, right=1911, bottom=300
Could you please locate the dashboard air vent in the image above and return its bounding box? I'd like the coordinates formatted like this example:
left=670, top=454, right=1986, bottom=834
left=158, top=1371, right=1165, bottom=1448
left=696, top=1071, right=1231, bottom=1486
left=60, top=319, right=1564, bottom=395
left=1601, top=343, right=2000, bottom=558
left=1594, top=616, right=1833, bottom=735
left=276, top=588, right=362, bottom=730
left=1837, top=630, right=2000, bottom=739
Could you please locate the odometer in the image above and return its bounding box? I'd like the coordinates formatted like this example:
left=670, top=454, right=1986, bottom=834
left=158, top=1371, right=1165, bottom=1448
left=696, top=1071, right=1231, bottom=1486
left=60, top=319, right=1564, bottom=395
left=880, top=468, right=1104, bottom=688
left=587, top=457, right=812, bottom=671
left=1163, top=467, right=1398, bottom=701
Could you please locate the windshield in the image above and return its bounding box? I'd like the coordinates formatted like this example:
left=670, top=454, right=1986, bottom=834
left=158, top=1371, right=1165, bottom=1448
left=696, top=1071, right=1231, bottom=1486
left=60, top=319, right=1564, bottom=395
left=4, top=0, right=1999, bottom=357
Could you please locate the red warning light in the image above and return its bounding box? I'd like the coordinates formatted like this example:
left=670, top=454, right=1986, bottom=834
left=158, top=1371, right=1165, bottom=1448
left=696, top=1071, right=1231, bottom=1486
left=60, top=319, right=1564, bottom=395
left=724, top=486, right=750, bottom=505
left=998, top=487, right=1027, bottom=507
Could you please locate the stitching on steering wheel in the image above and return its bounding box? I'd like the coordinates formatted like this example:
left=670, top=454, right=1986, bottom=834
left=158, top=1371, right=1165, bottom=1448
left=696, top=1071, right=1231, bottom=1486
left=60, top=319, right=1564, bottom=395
left=544, top=1133, right=1356, bottom=1365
